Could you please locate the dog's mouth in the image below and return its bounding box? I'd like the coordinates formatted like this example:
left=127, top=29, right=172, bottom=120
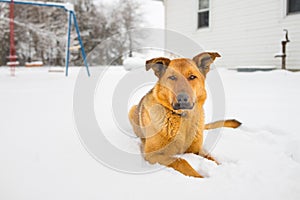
left=172, top=102, right=195, bottom=110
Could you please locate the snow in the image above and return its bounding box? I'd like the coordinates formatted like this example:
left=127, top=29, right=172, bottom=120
left=123, top=56, right=145, bottom=71
left=0, top=67, right=300, bottom=200
left=123, top=51, right=168, bottom=71
left=231, top=65, right=277, bottom=69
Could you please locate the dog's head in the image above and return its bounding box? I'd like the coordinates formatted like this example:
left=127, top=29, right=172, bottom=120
left=146, top=52, right=220, bottom=112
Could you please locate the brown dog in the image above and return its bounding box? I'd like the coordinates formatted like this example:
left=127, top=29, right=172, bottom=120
left=128, top=52, right=241, bottom=178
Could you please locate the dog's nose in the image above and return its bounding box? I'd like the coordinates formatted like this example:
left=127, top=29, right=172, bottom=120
left=177, top=93, right=189, bottom=103
left=173, top=93, right=194, bottom=110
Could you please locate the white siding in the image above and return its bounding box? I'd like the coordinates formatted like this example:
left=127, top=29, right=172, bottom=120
left=165, top=0, right=300, bottom=69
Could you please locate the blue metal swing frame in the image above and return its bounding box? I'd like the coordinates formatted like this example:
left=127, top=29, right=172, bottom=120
left=0, top=0, right=90, bottom=76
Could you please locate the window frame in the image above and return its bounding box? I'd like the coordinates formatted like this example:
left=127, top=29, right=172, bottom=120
left=286, top=0, right=300, bottom=15
left=197, top=0, right=210, bottom=29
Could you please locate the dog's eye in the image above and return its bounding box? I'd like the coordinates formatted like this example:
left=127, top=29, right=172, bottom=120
left=168, top=75, right=177, bottom=81
left=188, top=75, right=197, bottom=80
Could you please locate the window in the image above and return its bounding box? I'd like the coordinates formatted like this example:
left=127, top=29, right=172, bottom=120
left=198, top=0, right=209, bottom=28
left=287, top=0, right=300, bottom=14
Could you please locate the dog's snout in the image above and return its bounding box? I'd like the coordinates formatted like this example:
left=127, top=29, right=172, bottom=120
left=173, top=93, right=194, bottom=110
left=177, top=93, right=189, bottom=103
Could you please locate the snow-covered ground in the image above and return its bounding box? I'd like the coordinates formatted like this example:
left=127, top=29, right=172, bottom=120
left=0, top=67, right=300, bottom=200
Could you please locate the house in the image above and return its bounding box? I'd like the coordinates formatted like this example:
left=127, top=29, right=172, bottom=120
left=164, top=0, right=300, bottom=69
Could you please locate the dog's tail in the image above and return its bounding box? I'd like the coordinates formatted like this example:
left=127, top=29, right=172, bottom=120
left=205, top=119, right=242, bottom=130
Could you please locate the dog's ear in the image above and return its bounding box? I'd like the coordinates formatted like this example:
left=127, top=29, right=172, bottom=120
left=146, top=57, right=171, bottom=78
left=193, top=52, right=221, bottom=77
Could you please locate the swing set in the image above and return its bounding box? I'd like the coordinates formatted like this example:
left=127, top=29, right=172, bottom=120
left=0, top=0, right=90, bottom=77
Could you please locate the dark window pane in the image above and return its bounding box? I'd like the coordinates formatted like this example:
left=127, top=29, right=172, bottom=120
left=198, top=11, right=209, bottom=28
left=199, top=0, right=209, bottom=10
left=288, top=0, right=300, bottom=14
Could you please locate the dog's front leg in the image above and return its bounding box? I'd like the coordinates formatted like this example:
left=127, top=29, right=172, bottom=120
left=198, top=150, right=220, bottom=165
left=186, top=140, right=220, bottom=165
left=144, top=152, right=203, bottom=178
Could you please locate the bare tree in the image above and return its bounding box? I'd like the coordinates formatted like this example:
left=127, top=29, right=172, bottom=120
left=0, top=3, right=10, bottom=66
left=0, top=0, right=144, bottom=66
left=85, top=0, right=144, bottom=66
left=118, top=0, right=142, bottom=57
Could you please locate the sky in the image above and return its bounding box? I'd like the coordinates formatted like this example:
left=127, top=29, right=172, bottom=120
left=93, top=0, right=164, bottom=28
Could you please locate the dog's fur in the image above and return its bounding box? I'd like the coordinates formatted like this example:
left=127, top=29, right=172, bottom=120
left=128, top=52, right=241, bottom=178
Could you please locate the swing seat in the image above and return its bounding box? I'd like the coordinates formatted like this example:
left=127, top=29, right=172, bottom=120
left=25, top=61, right=43, bottom=67
left=69, top=45, right=81, bottom=51
left=7, top=61, right=20, bottom=66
